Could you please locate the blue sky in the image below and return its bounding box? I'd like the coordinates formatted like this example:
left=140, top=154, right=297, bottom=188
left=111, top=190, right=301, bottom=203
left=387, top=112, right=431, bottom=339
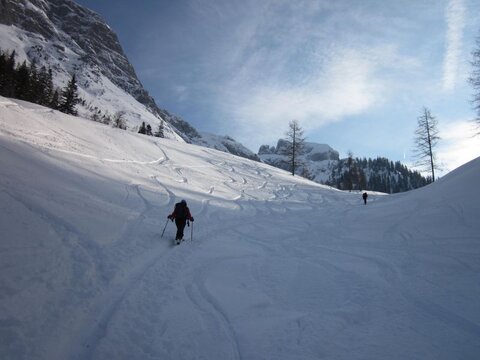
left=76, top=0, right=480, bottom=174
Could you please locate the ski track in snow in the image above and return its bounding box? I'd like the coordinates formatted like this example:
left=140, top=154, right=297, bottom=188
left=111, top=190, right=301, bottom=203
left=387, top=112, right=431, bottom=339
left=185, top=257, right=245, bottom=360
left=71, top=184, right=168, bottom=360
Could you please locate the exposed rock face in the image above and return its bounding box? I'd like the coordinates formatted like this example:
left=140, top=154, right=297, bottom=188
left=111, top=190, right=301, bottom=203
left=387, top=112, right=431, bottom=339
left=194, top=133, right=260, bottom=162
left=302, top=142, right=340, bottom=161
left=259, top=139, right=339, bottom=160
left=258, top=140, right=339, bottom=181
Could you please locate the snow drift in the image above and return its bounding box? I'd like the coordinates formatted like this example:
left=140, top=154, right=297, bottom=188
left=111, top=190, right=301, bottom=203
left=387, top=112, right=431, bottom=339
left=1, top=96, right=479, bottom=359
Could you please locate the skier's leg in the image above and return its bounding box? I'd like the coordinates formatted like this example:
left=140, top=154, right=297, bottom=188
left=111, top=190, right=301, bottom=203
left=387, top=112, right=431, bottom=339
left=174, top=220, right=181, bottom=240
left=175, top=219, right=186, bottom=240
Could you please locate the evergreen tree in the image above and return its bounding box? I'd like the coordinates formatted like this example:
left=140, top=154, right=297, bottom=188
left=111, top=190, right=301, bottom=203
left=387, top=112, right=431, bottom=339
left=15, top=61, right=30, bottom=100
left=0, top=50, right=8, bottom=95
left=59, top=74, right=80, bottom=115
left=102, top=112, right=112, bottom=125
left=49, top=89, right=60, bottom=110
left=38, top=67, right=54, bottom=106
left=300, top=166, right=315, bottom=181
left=0, top=48, right=62, bottom=111
left=154, top=120, right=165, bottom=138
left=138, top=121, right=147, bottom=134
left=0, top=50, right=16, bottom=97
left=27, top=60, right=43, bottom=103
left=146, top=124, right=153, bottom=136
left=91, top=111, right=101, bottom=122
left=358, top=168, right=367, bottom=190
left=112, top=111, right=127, bottom=129
left=346, top=151, right=354, bottom=191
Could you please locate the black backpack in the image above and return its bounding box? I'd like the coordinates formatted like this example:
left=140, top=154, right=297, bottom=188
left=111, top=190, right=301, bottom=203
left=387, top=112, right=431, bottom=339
left=175, top=202, right=188, bottom=220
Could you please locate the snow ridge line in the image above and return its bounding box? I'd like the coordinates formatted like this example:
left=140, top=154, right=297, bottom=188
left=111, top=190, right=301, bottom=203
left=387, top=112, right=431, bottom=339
left=0, top=129, right=167, bottom=165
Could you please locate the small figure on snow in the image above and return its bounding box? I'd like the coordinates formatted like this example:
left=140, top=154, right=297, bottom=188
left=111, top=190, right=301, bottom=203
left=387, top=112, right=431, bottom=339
left=362, top=192, right=368, bottom=205
left=168, top=199, right=194, bottom=243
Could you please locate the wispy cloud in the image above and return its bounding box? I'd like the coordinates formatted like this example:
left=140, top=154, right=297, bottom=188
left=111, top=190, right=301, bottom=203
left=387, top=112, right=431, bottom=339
left=437, top=119, right=480, bottom=173
left=215, top=34, right=421, bottom=149
left=191, top=0, right=419, bottom=148
left=221, top=48, right=385, bottom=148
left=137, top=0, right=456, bottom=152
left=443, top=0, right=466, bottom=92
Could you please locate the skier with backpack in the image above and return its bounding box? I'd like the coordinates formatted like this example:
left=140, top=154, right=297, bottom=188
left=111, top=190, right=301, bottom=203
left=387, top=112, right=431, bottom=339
left=168, top=200, right=194, bottom=244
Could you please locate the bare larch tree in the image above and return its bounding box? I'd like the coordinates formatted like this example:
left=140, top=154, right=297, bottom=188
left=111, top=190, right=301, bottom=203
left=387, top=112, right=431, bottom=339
left=284, top=119, right=305, bottom=176
left=413, top=107, right=440, bottom=182
left=469, top=32, right=480, bottom=135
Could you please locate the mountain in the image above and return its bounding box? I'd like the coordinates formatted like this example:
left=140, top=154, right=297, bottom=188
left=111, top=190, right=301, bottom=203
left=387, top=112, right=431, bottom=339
left=259, top=139, right=339, bottom=182
left=1, top=96, right=480, bottom=359
left=195, top=132, right=260, bottom=161
left=157, top=107, right=259, bottom=160
left=0, top=0, right=255, bottom=158
left=0, top=0, right=155, bottom=109
left=259, top=139, right=429, bottom=193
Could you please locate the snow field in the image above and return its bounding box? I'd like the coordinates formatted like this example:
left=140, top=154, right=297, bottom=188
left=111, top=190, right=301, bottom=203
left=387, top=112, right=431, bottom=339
left=1, top=97, right=480, bottom=359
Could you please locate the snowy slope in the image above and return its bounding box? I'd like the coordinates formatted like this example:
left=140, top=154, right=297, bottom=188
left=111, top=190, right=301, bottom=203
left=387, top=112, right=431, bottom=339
left=1, top=97, right=480, bottom=360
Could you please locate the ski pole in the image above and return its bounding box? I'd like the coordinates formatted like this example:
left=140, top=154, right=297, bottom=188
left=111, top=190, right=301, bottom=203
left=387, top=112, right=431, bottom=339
left=161, top=218, right=169, bottom=238
left=191, top=222, right=194, bottom=242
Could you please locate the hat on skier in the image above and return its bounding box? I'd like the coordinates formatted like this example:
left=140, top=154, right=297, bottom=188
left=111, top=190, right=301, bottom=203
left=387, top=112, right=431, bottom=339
left=180, top=199, right=187, bottom=205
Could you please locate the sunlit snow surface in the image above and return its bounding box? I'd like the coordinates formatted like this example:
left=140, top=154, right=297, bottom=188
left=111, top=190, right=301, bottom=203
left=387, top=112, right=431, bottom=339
left=1, top=97, right=479, bottom=359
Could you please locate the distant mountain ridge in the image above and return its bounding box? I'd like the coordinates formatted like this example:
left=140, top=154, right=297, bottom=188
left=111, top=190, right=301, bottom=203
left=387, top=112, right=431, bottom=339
left=0, top=0, right=257, bottom=159
left=259, top=140, right=339, bottom=183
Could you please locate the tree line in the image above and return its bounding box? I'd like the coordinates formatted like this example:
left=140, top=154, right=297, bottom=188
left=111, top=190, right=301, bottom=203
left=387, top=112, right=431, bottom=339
left=138, top=120, right=165, bottom=138
left=0, top=48, right=80, bottom=115
left=324, top=156, right=431, bottom=194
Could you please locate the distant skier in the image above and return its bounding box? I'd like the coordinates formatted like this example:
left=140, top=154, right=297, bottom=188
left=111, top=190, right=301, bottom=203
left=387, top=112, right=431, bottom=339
left=168, top=199, right=194, bottom=244
left=362, top=192, right=368, bottom=205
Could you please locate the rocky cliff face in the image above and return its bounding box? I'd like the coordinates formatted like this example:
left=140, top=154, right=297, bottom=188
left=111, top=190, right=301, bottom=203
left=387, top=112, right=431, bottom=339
left=259, top=140, right=339, bottom=161
left=259, top=140, right=339, bottom=182
left=0, top=0, right=156, bottom=111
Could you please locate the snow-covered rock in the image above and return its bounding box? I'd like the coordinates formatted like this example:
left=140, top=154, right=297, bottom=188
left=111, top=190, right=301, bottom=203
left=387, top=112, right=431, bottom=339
left=194, top=132, right=260, bottom=161
left=259, top=139, right=339, bottom=182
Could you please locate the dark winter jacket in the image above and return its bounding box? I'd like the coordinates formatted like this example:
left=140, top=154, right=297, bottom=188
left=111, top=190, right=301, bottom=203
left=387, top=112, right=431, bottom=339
left=169, top=202, right=193, bottom=221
